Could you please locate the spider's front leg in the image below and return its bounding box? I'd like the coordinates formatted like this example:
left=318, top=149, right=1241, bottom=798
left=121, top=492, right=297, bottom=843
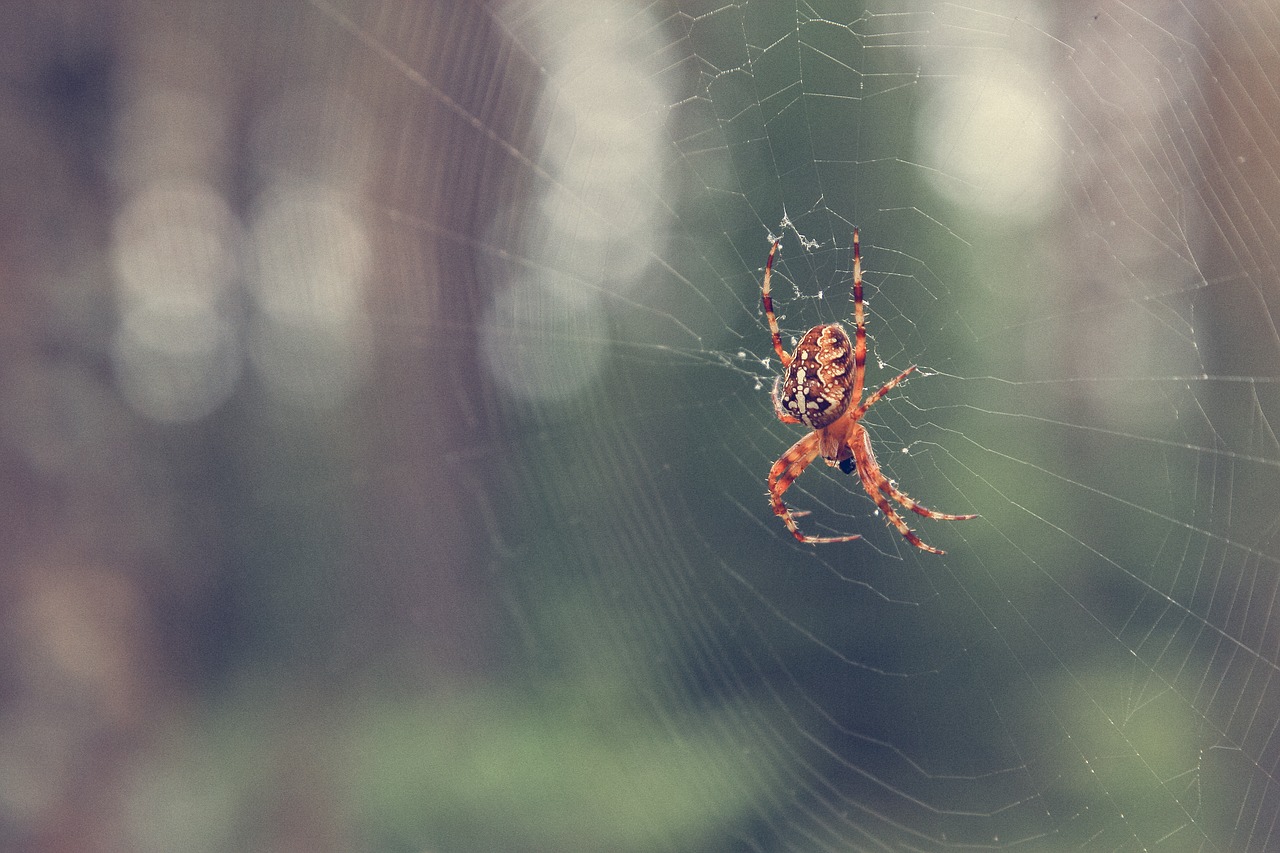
left=767, top=431, right=861, bottom=544
left=846, top=424, right=977, bottom=555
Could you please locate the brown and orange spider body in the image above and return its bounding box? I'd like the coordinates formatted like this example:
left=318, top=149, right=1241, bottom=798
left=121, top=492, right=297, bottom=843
left=762, top=229, right=976, bottom=554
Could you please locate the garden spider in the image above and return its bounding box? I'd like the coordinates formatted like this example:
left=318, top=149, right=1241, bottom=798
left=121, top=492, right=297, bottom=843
left=762, top=229, right=976, bottom=554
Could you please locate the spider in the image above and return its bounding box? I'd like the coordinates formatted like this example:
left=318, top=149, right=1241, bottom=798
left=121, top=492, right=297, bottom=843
left=761, top=228, right=976, bottom=554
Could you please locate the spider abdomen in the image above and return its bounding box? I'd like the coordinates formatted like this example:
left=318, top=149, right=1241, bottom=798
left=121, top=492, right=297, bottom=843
left=780, top=323, right=855, bottom=429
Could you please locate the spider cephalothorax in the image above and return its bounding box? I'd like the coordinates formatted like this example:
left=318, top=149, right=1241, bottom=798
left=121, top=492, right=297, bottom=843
left=761, top=229, right=977, bottom=554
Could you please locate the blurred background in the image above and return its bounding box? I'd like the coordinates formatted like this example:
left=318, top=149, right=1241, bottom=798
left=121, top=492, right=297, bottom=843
left=2, top=0, right=1280, bottom=850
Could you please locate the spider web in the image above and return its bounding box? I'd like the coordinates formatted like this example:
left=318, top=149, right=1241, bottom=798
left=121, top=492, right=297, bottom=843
left=58, top=0, right=1280, bottom=850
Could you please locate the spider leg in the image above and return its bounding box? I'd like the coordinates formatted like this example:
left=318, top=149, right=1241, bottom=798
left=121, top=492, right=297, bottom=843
left=850, top=228, right=866, bottom=405
left=851, top=364, right=978, bottom=524
left=761, top=239, right=791, bottom=366
left=877, top=476, right=978, bottom=521
left=767, top=431, right=861, bottom=544
left=849, top=424, right=948, bottom=555
left=850, top=364, right=917, bottom=421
